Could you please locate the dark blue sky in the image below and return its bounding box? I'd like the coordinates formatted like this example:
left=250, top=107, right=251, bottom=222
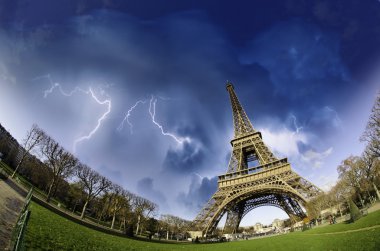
left=0, top=0, right=379, bottom=225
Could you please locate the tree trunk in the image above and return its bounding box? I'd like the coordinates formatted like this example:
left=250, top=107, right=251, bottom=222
left=136, top=215, right=140, bottom=235
left=122, top=217, right=126, bottom=232
left=97, top=213, right=103, bottom=223
left=373, top=182, right=380, bottom=200
left=46, top=180, right=55, bottom=202
left=97, top=206, right=106, bottom=223
left=11, top=154, right=26, bottom=178
left=52, top=179, right=61, bottom=198
left=338, top=204, right=342, bottom=218
left=81, top=200, right=89, bottom=219
left=357, top=191, right=365, bottom=207
left=111, top=211, right=116, bottom=229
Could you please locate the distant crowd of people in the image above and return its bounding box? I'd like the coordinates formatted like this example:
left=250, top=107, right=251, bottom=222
left=328, top=215, right=337, bottom=224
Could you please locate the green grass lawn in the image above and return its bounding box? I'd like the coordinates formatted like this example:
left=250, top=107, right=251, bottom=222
left=301, top=212, right=380, bottom=234
left=25, top=202, right=380, bottom=251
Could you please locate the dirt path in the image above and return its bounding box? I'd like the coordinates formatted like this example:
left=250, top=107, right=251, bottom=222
left=303, top=225, right=380, bottom=236
left=368, top=202, right=380, bottom=213
left=0, top=179, right=24, bottom=250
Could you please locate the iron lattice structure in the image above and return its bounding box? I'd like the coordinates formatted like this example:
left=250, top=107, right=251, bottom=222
left=190, top=83, right=322, bottom=236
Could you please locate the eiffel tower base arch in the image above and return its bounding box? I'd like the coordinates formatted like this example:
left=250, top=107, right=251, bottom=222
left=222, top=191, right=306, bottom=234
left=202, top=178, right=310, bottom=236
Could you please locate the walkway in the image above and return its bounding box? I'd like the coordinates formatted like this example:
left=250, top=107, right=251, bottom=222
left=368, top=202, right=380, bottom=213
left=0, top=179, right=24, bottom=250
left=303, top=225, right=380, bottom=235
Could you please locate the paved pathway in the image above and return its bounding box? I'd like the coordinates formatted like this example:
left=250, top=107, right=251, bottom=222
left=0, top=179, right=24, bottom=250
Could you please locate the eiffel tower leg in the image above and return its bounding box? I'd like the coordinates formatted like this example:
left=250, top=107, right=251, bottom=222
left=287, top=197, right=306, bottom=219
left=276, top=195, right=306, bottom=222
left=223, top=201, right=245, bottom=234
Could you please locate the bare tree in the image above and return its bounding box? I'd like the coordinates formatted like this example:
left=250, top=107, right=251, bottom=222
left=67, top=181, right=85, bottom=213
left=361, top=93, right=380, bottom=158
left=120, top=191, right=134, bottom=234
left=305, top=193, right=327, bottom=220
left=12, top=124, right=45, bottom=178
left=133, top=196, right=145, bottom=235
left=77, top=164, right=111, bottom=219
left=160, top=214, right=191, bottom=240
left=40, top=136, right=78, bottom=202
left=109, top=184, right=124, bottom=229
left=95, top=192, right=113, bottom=223
left=132, top=196, right=157, bottom=235
left=361, top=148, right=380, bottom=200
left=329, top=180, right=351, bottom=217
left=337, top=156, right=365, bottom=207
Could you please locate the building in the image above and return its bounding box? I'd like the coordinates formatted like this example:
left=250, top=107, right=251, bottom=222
left=272, top=218, right=284, bottom=228
left=321, top=204, right=343, bottom=217
left=253, top=222, right=263, bottom=232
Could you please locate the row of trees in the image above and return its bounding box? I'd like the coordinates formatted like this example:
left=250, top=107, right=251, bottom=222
left=159, top=214, right=192, bottom=240
left=0, top=123, right=158, bottom=236
left=306, top=94, right=380, bottom=220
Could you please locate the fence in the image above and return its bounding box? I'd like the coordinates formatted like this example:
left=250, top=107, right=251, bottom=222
left=0, top=161, right=10, bottom=179
left=9, top=188, right=33, bottom=251
left=0, top=161, right=123, bottom=236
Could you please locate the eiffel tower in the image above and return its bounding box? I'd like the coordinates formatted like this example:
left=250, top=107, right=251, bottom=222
left=190, top=82, right=322, bottom=236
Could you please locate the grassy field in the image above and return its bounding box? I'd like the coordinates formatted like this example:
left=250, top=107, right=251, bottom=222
left=24, top=202, right=380, bottom=251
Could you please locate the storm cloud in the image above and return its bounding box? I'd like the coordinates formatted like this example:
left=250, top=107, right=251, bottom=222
left=177, top=175, right=218, bottom=217
left=0, top=1, right=379, bottom=222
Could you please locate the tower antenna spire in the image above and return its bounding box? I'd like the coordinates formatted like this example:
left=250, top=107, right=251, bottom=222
left=226, top=82, right=255, bottom=138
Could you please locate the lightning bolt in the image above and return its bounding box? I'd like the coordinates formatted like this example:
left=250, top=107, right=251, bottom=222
left=43, top=83, right=84, bottom=98
left=324, top=106, right=342, bottom=127
left=148, top=96, right=190, bottom=144
left=43, top=78, right=111, bottom=153
left=39, top=74, right=82, bottom=98
left=117, top=100, right=146, bottom=133
left=73, top=88, right=111, bottom=152
left=118, top=95, right=190, bottom=144
left=290, top=114, right=303, bottom=134
left=192, top=172, right=204, bottom=179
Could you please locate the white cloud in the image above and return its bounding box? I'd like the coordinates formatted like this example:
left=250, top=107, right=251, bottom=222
left=260, top=127, right=307, bottom=157
left=301, top=147, right=333, bottom=169
left=259, top=126, right=332, bottom=170
left=317, top=175, right=338, bottom=192
left=0, top=62, right=16, bottom=84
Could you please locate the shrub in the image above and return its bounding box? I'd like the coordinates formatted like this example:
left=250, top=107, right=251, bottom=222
left=348, top=199, right=362, bottom=222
